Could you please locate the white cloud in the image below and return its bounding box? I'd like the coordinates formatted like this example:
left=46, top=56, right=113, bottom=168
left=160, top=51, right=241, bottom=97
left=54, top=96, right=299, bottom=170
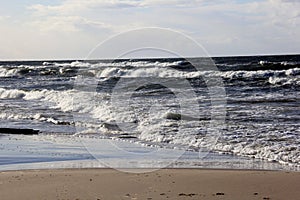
left=1, top=0, right=299, bottom=59
left=27, top=0, right=228, bottom=16
left=23, top=0, right=300, bottom=55
left=29, top=15, right=112, bottom=32
left=28, top=0, right=141, bottom=16
left=268, top=0, right=300, bottom=27
left=0, top=15, right=10, bottom=21
left=140, top=0, right=221, bottom=7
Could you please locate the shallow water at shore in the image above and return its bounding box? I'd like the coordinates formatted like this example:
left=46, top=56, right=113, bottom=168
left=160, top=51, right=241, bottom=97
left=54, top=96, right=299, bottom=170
left=1, top=134, right=298, bottom=172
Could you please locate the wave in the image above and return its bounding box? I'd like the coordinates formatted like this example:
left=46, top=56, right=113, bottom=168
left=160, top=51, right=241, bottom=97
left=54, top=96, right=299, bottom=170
left=0, top=87, right=74, bottom=112
left=92, top=67, right=300, bottom=87
left=0, top=88, right=25, bottom=99
left=0, top=88, right=75, bottom=127
left=24, top=89, right=74, bottom=112
left=0, top=60, right=185, bottom=78
left=268, top=76, right=300, bottom=86
left=1, top=58, right=300, bottom=88
left=217, top=60, right=300, bottom=70
left=0, top=86, right=299, bottom=166
left=89, top=66, right=300, bottom=79
left=214, top=144, right=299, bottom=166
left=214, top=54, right=300, bottom=71
left=0, top=67, right=20, bottom=77
left=0, top=112, right=72, bottom=126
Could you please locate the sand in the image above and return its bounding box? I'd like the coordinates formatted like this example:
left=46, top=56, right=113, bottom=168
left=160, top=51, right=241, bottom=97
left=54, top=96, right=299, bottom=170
left=0, top=168, right=299, bottom=200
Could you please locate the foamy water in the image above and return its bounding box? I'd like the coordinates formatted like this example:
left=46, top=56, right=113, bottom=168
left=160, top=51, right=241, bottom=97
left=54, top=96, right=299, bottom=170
left=0, top=55, right=299, bottom=170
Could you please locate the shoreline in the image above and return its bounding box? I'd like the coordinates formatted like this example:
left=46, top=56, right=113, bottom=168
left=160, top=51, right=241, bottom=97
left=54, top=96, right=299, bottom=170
left=1, top=158, right=299, bottom=173
left=1, top=167, right=298, bottom=173
left=1, top=134, right=299, bottom=172
left=0, top=168, right=299, bottom=200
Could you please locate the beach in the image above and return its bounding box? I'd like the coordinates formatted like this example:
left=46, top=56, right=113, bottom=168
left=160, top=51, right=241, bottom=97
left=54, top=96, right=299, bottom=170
left=0, top=168, right=299, bottom=200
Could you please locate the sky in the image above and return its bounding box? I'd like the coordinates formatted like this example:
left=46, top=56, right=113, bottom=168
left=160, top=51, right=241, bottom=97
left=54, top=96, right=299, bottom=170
left=0, top=0, right=299, bottom=60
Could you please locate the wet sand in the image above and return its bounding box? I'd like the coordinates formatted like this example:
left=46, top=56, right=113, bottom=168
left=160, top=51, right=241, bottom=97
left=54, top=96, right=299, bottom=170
left=0, top=168, right=299, bottom=200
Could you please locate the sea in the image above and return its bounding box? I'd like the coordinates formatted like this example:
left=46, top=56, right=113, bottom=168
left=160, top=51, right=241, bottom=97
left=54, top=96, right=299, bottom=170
left=0, top=54, right=299, bottom=171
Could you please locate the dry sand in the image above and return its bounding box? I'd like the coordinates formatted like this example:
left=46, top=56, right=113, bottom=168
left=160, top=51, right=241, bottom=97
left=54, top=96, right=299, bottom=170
left=0, top=168, right=299, bottom=200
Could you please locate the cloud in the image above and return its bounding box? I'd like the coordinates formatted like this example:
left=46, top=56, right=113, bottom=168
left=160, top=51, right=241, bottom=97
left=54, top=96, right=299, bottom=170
left=28, top=0, right=141, bottom=16
left=29, top=15, right=112, bottom=32
left=0, top=15, right=10, bottom=21
left=25, top=0, right=235, bottom=33
left=165, top=0, right=300, bottom=55
left=28, top=0, right=228, bottom=16
left=1, top=0, right=299, bottom=59
left=281, top=0, right=300, bottom=3
left=27, top=0, right=155, bottom=33
left=139, top=0, right=222, bottom=7
left=268, top=0, right=300, bottom=26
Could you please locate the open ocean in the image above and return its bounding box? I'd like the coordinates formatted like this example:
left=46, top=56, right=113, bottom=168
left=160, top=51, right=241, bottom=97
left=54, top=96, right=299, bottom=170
left=0, top=55, right=299, bottom=170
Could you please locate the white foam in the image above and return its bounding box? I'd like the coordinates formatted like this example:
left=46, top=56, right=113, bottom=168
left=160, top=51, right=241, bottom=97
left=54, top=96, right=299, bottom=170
left=0, top=112, right=69, bottom=126
left=269, top=76, right=300, bottom=86
left=0, top=67, right=19, bottom=77
left=88, top=66, right=300, bottom=80
left=2, top=86, right=296, bottom=167
left=24, top=89, right=74, bottom=112
left=54, top=61, right=91, bottom=68
left=259, top=60, right=299, bottom=66
left=52, top=60, right=183, bottom=69
left=0, top=88, right=25, bottom=99
left=2, top=62, right=299, bottom=80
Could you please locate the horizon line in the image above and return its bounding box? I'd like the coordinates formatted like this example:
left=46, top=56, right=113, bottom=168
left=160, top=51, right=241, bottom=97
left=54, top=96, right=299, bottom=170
left=0, top=53, right=299, bottom=62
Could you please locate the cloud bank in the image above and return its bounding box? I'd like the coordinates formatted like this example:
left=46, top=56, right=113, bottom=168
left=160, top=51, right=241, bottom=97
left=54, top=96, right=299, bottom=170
left=0, top=0, right=299, bottom=59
